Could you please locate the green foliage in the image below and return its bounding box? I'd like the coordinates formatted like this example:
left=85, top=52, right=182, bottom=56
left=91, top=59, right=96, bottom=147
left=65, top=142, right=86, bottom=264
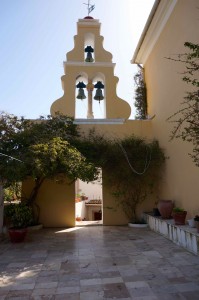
left=167, top=42, right=199, bottom=166
left=3, top=182, right=22, bottom=202
left=0, top=112, right=98, bottom=221
left=80, top=131, right=165, bottom=222
left=134, top=68, right=147, bottom=119
left=4, top=203, right=34, bottom=228
left=172, top=207, right=185, bottom=213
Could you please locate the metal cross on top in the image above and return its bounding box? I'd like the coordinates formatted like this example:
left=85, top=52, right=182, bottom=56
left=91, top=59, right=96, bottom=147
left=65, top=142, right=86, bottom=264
left=83, top=0, right=95, bottom=15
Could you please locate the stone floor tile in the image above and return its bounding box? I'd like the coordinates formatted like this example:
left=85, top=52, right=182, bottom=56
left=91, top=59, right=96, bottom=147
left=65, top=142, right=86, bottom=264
left=10, top=283, right=35, bottom=291
left=100, top=271, right=121, bottom=278
left=56, top=286, right=80, bottom=294
left=5, top=289, right=32, bottom=299
left=180, top=291, right=199, bottom=300
left=80, top=278, right=102, bottom=286
left=128, top=286, right=156, bottom=298
left=80, top=284, right=103, bottom=292
left=55, top=294, right=79, bottom=300
left=103, top=283, right=130, bottom=299
left=174, top=282, right=199, bottom=292
left=102, top=277, right=123, bottom=284
left=156, top=294, right=186, bottom=300
left=34, top=282, right=58, bottom=289
left=31, top=297, right=55, bottom=300
left=125, top=281, right=150, bottom=289
left=31, top=288, right=56, bottom=296
left=151, top=284, right=178, bottom=294
left=80, top=291, right=104, bottom=300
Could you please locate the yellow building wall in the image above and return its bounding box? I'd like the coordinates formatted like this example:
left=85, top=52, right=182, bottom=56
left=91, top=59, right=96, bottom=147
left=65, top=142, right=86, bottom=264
left=144, top=0, right=199, bottom=218
left=23, top=178, right=75, bottom=227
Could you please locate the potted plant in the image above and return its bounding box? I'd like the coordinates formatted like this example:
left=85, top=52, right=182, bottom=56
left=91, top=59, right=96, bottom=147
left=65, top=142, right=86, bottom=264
left=4, top=202, right=33, bottom=243
left=172, top=207, right=187, bottom=225
left=158, top=200, right=174, bottom=219
left=194, top=215, right=199, bottom=233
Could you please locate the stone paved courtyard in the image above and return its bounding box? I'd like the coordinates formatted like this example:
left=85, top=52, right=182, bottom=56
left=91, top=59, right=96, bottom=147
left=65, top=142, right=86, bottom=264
left=0, top=226, right=199, bottom=300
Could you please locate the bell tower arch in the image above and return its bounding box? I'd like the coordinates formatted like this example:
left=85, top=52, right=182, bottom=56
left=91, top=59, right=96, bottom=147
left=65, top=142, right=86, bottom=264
left=50, top=17, right=131, bottom=120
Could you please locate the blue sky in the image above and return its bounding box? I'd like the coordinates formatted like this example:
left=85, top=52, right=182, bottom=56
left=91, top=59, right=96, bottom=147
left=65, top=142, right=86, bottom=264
left=0, top=0, right=155, bottom=119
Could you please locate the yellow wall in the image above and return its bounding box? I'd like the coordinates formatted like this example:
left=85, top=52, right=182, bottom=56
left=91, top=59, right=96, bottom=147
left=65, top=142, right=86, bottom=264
left=143, top=0, right=199, bottom=218
left=23, top=178, right=75, bottom=227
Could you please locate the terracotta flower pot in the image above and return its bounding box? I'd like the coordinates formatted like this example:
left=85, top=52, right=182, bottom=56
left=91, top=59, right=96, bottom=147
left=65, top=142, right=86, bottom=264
left=8, top=228, right=28, bottom=243
left=173, top=211, right=187, bottom=225
left=158, top=200, right=174, bottom=219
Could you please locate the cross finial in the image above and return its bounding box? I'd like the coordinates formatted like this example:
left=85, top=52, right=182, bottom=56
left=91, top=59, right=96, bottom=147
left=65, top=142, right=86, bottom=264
left=83, top=0, right=95, bottom=16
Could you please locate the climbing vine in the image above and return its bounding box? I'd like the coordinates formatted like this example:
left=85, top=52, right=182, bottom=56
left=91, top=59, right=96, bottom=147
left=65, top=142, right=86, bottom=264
left=78, top=130, right=165, bottom=222
left=167, top=42, right=199, bottom=166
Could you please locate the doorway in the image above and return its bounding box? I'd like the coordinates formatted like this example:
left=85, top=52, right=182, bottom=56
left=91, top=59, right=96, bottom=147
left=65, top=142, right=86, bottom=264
left=75, top=170, right=103, bottom=226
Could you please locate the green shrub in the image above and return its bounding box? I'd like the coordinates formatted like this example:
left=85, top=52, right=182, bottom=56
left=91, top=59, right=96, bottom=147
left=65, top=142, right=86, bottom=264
left=4, top=203, right=34, bottom=228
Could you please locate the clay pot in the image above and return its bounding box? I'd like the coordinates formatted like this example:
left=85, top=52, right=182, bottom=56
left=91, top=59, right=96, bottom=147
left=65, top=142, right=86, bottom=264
left=8, top=228, right=28, bottom=243
left=173, top=211, right=187, bottom=225
left=158, top=200, right=174, bottom=219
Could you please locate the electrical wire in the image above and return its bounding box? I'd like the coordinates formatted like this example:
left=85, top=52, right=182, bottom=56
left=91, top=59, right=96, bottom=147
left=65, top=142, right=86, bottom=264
left=118, top=142, right=152, bottom=175
left=0, top=153, right=23, bottom=163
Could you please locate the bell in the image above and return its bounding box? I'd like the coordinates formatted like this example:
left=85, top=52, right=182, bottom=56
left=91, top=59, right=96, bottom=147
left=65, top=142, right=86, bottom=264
left=76, top=88, right=86, bottom=100
left=94, top=88, right=104, bottom=102
left=85, top=52, right=94, bottom=62
left=94, top=81, right=104, bottom=103
left=85, top=46, right=94, bottom=62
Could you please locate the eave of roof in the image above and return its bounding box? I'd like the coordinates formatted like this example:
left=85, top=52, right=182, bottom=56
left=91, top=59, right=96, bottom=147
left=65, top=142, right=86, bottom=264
left=131, top=0, right=178, bottom=65
left=131, top=0, right=160, bottom=64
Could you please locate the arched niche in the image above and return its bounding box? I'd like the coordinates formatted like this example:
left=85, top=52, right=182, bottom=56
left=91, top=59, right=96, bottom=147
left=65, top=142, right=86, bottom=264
left=84, top=33, right=95, bottom=62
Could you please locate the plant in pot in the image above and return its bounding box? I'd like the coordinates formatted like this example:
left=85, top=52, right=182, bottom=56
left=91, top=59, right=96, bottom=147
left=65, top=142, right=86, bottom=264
left=194, top=215, right=199, bottom=233
left=4, top=202, right=34, bottom=243
left=172, top=207, right=187, bottom=225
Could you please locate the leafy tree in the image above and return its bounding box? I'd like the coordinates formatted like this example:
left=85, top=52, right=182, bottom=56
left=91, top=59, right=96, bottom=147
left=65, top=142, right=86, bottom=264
left=167, top=42, right=199, bottom=166
left=134, top=67, right=147, bottom=119
left=0, top=112, right=98, bottom=221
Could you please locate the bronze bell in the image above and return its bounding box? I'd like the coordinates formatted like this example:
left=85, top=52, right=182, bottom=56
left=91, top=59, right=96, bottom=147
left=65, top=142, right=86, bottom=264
left=85, top=46, right=94, bottom=62
left=76, top=82, right=86, bottom=100
left=94, top=81, right=104, bottom=103
left=94, top=89, right=104, bottom=102
left=76, top=88, right=86, bottom=100
left=85, top=52, right=94, bottom=62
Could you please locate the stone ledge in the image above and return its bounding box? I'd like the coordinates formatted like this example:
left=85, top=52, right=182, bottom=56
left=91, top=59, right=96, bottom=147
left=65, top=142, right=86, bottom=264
left=144, top=213, right=199, bottom=255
